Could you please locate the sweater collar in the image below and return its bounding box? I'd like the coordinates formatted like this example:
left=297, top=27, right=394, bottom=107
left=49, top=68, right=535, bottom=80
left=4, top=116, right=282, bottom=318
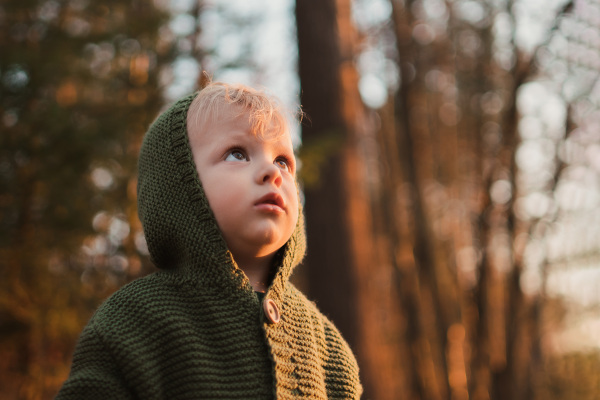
left=137, top=92, right=306, bottom=296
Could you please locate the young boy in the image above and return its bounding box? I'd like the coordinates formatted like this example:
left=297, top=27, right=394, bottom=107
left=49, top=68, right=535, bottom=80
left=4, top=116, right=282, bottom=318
left=57, top=82, right=362, bottom=399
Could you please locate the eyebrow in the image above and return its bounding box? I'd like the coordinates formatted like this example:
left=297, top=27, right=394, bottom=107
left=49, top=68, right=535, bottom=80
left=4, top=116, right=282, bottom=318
left=271, top=138, right=296, bottom=159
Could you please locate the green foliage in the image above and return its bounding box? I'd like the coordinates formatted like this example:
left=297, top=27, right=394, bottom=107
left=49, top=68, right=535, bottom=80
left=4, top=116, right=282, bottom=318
left=0, top=0, right=176, bottom=397
left=297, top=129, right=345, bottom=189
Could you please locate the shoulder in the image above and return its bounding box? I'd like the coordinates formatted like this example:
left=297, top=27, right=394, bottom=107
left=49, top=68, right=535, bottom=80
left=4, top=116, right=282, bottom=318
left=93, top=273, right=166, bottom=317
left=97, top=270, right=201, bottom=307
left=88, top=271, right=201, bottom=336
left=75, top=271, right=223, bottom=375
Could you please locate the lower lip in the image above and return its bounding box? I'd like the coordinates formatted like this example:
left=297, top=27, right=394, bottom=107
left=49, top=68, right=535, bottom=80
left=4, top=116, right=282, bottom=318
left=255, top=203, right=284, bottom=213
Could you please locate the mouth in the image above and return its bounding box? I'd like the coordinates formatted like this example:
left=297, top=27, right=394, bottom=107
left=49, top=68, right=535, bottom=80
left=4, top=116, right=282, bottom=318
left=255, top=193, right=285, bottom=211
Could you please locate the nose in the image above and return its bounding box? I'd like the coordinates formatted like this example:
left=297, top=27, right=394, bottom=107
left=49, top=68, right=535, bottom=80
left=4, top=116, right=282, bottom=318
left=258, top=162, right=282, bottom=187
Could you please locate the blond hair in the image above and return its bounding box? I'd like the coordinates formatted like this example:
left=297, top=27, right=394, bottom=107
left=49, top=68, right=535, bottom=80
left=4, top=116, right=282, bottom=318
left=187, top=81, right=296, bottom=141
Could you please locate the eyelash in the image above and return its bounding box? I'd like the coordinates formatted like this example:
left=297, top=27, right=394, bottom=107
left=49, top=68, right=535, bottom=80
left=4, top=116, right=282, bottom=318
left=225, top=148, right=247, bottom=161
left=275, top=156, right=292, bottom=172
left=224, top=148, right=294, bottom=172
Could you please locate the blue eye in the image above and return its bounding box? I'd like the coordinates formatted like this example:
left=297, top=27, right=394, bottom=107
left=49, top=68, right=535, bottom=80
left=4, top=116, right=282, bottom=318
left=275, top=158, right=289, bottom=171
left=225, top=150, right=247, bottom=162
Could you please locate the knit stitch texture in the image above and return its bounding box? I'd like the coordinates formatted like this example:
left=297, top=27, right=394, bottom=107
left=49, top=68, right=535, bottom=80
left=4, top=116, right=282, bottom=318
left=56, top=93, right=362, bottom=399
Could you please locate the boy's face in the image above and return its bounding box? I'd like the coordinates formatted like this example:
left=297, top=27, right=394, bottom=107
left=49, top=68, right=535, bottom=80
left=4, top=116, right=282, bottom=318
left=189, top=107, right=299, bottom=264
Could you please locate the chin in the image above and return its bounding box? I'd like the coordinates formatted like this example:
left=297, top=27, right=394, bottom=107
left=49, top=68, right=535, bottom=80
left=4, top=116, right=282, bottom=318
left=255, top=240, right=287, bottom=257
left=251, top=237, right=290, bottom=258
left=237, top=225, right=294, bottom=257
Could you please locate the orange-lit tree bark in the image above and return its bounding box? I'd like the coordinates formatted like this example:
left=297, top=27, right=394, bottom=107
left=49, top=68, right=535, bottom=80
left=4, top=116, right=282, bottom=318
left=295, top=0, right=358, bottom=346
left=295, top=0, right=396, bottom=398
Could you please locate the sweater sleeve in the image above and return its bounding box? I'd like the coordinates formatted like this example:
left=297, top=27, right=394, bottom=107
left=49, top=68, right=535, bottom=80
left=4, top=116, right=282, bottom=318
left=56, top=321, right=135, bottom=400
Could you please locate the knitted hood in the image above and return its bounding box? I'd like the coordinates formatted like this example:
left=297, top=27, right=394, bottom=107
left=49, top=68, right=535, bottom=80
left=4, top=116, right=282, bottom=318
left=137, top=93, right=307, bottom=296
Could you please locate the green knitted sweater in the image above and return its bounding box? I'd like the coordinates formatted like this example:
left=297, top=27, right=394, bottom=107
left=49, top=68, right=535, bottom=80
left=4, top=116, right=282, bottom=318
left=56, top=93, right=362, bottom=399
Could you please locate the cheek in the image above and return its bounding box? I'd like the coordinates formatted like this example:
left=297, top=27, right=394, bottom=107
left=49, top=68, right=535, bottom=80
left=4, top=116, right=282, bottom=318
left=290, top=207, right=299, bottom=233
left=201, top=177, right=233, bottom=222
left=287, top=192, right=300, bottom=229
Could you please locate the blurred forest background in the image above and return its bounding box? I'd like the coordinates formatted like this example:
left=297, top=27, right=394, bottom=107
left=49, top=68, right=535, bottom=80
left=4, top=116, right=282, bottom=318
left=2, top=0, right=600, bottom=399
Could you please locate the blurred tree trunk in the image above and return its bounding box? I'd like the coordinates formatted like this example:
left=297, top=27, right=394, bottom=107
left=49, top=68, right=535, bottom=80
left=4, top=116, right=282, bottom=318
left=379, top=1, right=576, bottom=399
left=296, top=0, right=594, bottom=398
left=386, top=2, right=457, bottom=399
left=295, top=1, right=395, bottom=398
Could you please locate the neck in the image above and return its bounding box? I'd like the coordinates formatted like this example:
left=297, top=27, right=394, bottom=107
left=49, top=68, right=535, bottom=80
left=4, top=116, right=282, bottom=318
left=234, top=253, right=274, bottom=292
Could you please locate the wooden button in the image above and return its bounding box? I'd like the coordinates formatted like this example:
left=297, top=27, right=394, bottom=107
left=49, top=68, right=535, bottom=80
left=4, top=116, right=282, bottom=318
left=263, top=298, right=280, bottom=324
